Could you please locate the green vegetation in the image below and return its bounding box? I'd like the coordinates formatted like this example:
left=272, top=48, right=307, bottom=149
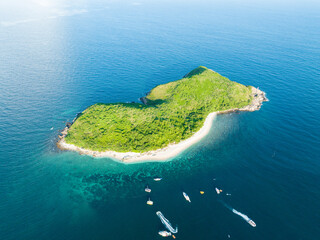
left=65, top=66, right=253, bottom=152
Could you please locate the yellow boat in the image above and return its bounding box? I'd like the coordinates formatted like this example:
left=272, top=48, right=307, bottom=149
left=147, top=198, right=153, bottom=205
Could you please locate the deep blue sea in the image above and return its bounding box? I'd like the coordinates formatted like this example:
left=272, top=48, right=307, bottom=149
left=0, top=0, right=319, bottom=239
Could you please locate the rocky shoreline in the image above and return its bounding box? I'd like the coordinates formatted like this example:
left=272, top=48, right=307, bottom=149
left=57, top=87, right=267, bottom=163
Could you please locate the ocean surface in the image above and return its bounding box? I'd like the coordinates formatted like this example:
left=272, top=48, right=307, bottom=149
left=0, top=0, right=319, bottom=239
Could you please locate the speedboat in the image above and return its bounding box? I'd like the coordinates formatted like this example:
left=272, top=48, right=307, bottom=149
left=154, top=177, right=162, bottom=181
left=215, top=187, right=220, bottom=194
left=248, top=219, right=256, bottom=227
left=232, top=208, right=256, bottom=227
left=156, top=211, right=178, bottom=234
left=183, top=192, right=191, bottom=202
left=158, top=231, right=171, bottom=237
left=145, top=185, right=151, bottom=193
left=147, top=198, right=153, bottom=205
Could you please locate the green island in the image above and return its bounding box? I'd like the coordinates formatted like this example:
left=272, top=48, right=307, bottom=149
left=59, top=66, right=266, bottom=156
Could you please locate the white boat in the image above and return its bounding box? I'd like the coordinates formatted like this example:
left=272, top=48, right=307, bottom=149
left=183, top=192, right=191, bottom=202
left=248, top=219, right=256, bottom=227
left=156, top=211, right=178, bottom=234
left=145, top=186, right=151, bottom=193
left=232, top=208, right=256, bottom=227
left=154, top=178, right=162, bottom=181
left=147, top=198, right=153, bottom=205
left=215, top=187, right=220, bottom=194
left=158, top=231, right=171, bottom=237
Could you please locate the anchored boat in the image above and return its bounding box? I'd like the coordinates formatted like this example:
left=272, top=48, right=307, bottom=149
left=158, top=231, right=171, bottom=237
left=147, top=198, right=153, bottom=205
left=183, top=192, right=191, bottom=202
left=156, top=211, right=178, bottom=234
left=145, top=185, right=151, bottom=193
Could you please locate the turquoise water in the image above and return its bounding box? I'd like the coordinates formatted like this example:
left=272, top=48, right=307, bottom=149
left=0, top=1, right=320, bottom=239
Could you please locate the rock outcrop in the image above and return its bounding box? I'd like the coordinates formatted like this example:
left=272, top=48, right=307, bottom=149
left=239, top=87, right=268, bottom=112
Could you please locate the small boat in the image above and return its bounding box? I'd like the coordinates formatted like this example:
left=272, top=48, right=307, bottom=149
left=154, top=177, right=162, bottom=181
left=226, top=193, right=231, bottom=196
left=215, top=187, right=220, bottom=194
left=145, top=185, right=151, bottom=193
left=158, top=231, right=171, bottom=237
left=200, top=191, right=204, bottom=194
left=232, top=208, right=256, bottom=227
left=248, top=219, right=256, bottom=227
left=50, top=127, right=54, bottom=130
left=147, top=198, right=153, bottom=205
left=183, top=192, right=191, bottom=202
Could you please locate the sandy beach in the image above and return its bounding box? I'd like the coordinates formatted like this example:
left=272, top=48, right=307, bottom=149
left=58, top=112, right=217, bottom=163
left=57, top=87, right=267, bottom=163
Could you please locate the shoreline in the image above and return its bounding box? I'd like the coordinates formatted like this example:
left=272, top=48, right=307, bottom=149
left=57, top=87, right=267, bottom=163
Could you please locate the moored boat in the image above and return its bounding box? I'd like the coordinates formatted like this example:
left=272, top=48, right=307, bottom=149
left=145, top=185, right=151, bottom=193
left=158, top=231, right=171, bottom=237
left=154, top=177, right=162, bottom=181
left=183, top=192, right=191, bottom=202
left=147, top=198, right=153, bottom=205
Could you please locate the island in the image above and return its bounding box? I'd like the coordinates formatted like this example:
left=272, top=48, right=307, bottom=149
left=57, top=66, right=267, bottom=163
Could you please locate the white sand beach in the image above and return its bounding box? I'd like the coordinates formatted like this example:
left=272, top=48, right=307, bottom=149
left=58, top=112, right=217, bottom=163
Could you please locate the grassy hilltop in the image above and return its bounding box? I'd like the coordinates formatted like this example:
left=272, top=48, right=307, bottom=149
left=65, top=66, right=253, bottom=152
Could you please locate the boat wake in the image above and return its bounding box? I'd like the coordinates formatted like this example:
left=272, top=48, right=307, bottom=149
left=232, top=209, right=250, bottom=222
left=220, top=202, right=256, bottom=227
left=156, top=211, right=178, bottom=233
